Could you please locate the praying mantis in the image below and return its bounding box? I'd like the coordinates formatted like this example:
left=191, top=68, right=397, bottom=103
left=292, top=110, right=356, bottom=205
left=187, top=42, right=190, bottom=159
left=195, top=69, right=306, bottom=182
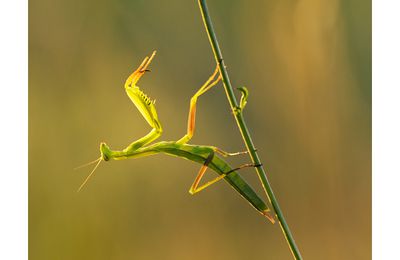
left=80, top=51, right=275, bottom=223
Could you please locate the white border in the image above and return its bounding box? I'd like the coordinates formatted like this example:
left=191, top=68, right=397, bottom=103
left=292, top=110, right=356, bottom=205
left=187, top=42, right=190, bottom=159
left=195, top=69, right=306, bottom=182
left=372, top=0, right=400, bottom=259
left=0, top=0, right=396, bottom=259
left=0, top=0, right=28, bottom=259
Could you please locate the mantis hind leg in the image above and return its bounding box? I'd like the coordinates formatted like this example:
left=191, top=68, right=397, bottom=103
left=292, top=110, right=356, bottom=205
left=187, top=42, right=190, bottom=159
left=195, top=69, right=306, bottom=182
left=177, top=66, right=221, bottom=144
left=189, top=151, right=260, bottom=195
left=214, top=147, right=250, bottom=157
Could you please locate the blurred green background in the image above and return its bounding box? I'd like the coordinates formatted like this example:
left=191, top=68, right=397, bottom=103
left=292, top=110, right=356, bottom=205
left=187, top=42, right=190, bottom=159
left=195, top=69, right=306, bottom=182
left=29, top=0, right=371, bottom=259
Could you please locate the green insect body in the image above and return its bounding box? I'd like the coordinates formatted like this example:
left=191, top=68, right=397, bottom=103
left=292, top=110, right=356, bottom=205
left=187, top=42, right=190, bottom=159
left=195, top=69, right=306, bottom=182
left=83, top=51, right=274, bottom=223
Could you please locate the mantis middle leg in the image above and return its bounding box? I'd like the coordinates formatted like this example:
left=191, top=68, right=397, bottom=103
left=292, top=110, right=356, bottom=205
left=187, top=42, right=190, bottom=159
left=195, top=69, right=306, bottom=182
left=177, top=66, right=221, bottom=144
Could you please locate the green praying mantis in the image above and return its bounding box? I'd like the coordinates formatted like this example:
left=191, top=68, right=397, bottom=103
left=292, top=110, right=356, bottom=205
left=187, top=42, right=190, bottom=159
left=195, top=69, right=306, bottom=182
left=80, top=51, right=275, bottom=223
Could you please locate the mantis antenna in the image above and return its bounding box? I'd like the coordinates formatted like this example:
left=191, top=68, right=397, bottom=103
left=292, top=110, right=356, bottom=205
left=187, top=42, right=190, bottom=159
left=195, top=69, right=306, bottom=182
left=77, top=157, right=102, bottom=192
left=74, top=157, right=103, bottom=170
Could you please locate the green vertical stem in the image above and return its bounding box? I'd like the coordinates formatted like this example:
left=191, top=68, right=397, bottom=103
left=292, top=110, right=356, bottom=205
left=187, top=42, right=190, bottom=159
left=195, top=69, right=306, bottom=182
left=197, top=1, right=302, bottom=259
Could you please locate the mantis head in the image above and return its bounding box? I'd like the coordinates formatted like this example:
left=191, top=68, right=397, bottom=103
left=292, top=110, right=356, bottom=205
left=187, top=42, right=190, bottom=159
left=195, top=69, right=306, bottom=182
left=100, top=142, right=112, bottom=161
left=76, top=143, right=112, bottom=192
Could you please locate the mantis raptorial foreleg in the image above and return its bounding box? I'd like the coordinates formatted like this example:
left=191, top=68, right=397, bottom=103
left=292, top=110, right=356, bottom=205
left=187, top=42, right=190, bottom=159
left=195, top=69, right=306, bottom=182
left=123, top=127, right=161, bottom=153
left=177, top=66, right=221, bottom=144
left=125, top=51, right=156, bottom=87
left=123, top=51, right=163, bottom=153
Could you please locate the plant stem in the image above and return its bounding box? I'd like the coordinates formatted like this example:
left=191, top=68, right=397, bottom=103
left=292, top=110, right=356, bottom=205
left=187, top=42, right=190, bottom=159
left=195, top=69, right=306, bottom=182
left=197, top=1, right=302, bottom=259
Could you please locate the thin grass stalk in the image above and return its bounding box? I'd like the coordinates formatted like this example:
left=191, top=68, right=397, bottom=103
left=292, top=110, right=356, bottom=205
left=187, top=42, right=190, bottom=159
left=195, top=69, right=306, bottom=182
left=197, top=1, right=302, bottom=259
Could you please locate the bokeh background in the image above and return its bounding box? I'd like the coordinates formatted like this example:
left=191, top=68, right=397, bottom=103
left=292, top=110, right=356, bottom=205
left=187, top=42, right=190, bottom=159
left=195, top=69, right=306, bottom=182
left=29, top=0, right=371, bottom=259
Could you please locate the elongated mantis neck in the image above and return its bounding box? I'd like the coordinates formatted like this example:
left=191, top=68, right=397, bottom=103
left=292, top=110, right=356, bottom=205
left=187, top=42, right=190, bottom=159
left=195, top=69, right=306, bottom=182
left=197, top=1, right=302, bottom=259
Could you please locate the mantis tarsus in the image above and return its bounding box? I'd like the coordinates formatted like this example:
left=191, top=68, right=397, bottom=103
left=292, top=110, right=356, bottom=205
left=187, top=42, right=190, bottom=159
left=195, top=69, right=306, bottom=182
left=80, top=51, right=275, bottom=223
